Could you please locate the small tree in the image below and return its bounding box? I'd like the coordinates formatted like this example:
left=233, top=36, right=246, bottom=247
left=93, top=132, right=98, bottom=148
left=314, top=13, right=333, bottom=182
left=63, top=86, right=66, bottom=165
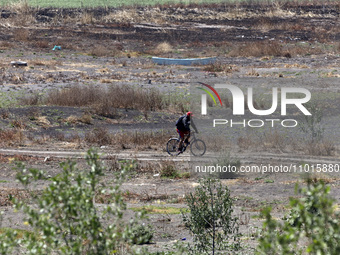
left=257, top=180, right=340, bottom=255
left=182, top=178, right=240, bottom=255
left=0, top=149, right=152, bottom=255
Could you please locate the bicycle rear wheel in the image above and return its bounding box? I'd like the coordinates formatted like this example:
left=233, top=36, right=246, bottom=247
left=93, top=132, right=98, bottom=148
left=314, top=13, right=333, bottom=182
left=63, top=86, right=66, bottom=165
left=190, top=139, right=206, bottom=156
left=166, top=138, right=180, bottom=156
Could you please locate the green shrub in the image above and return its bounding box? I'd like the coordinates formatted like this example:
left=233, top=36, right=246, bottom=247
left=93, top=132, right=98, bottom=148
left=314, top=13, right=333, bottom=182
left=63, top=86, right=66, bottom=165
left=257, top=180, right=340, bottom=255
left=0, top=149, right=152, bottom=255
left=160, top=161, right=179, bottom=179
left=127, top=223, right=154, bottom=245
left=182, top=178, right=241, bottom=254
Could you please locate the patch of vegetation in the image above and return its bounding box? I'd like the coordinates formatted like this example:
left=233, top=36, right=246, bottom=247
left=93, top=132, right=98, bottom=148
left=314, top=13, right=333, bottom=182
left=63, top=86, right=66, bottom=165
left=84, top=128, right=172, bottom=149
left=0, top=91, right=25, bottom=108
left=257, top=180, right=340, bottom=255
left=0, top=129, right=25, bottom=147
left=182, top=178, right=241, bottom=254
left=235, top=195, right=254, bottom=201
left=5, top=0, right=337, bottom=8
left=0, top=228, right=35, bottom=240
left=130, top=205, right=189, bottom=215
left=215, top=151, right=241, bottom=179
left=0, top=0, right=287, bottom=8
left=22, top=84, right=190, bottom=114
left=160, top=161, right=180, bottom=179
left=0, top=149, right=152, bottom=254
left=299, top=101, right=335, bottom=156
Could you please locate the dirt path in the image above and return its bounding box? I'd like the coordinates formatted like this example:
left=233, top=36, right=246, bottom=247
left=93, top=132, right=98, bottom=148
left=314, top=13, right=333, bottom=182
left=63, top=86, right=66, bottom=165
left=0, top=148, right=338, bottom=165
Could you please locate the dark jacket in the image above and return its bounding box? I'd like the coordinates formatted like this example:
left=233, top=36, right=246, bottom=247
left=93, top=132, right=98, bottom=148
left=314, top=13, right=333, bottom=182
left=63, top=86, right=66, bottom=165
left=176, top=115, right=198, bottom=132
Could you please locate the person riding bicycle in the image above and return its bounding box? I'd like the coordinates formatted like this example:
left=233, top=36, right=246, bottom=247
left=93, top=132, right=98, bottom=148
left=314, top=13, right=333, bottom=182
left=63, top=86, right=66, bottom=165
left=175, top=112, right=198, bottom=152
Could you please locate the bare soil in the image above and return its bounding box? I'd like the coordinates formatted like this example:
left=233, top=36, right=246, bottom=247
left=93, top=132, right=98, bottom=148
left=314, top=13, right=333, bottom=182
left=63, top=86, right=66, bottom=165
left=0, top=3, right=339, bottom=253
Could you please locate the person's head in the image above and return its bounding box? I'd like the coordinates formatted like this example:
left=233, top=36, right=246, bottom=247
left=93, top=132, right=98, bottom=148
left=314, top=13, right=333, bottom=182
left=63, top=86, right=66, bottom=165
left=186, top=111, right=192, bottom=119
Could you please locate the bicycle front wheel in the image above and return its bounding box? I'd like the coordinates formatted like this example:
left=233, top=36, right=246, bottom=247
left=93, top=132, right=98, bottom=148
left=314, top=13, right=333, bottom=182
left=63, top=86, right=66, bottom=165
left=190, top=139, right=206, bottom=156
left=166, top=138, right=180, bottom=156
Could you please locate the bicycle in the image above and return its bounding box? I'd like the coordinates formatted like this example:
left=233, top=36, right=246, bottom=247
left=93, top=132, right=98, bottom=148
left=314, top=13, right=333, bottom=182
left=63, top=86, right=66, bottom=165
left=166, top=131, right=206, bottom=156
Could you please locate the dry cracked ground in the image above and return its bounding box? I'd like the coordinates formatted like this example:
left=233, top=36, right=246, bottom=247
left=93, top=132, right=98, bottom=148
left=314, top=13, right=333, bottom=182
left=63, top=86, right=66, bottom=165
left=0, top=3, right=340, bottom=253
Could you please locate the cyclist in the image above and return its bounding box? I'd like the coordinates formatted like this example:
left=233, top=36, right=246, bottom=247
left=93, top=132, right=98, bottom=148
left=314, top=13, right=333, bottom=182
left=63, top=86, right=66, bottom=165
left=175, top=111, right=198, bottom=152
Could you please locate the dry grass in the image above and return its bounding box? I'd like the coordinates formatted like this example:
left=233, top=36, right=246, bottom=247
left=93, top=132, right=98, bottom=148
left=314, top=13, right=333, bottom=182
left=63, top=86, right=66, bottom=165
left=65, top=115, right=78, bottom=124
left=287, top=43, right=323, bottom=57
left=227, top=40, right=324, bottom=58
left=89, top=45, right=122, bottom=57
left=253, top=17, right=305, bottom=32
left=85, top=127, right=112, bottom=146
left=80, top=114, right=93, bottom=124
left=153, top=42, right=173, bottom=55
left=304, top=140, right=335, bottom=156
left=229, top=41, right=284, bottom=58
left=237, top=131, right=292, bottom=152
left=13, top=28, right=30, bottom=42
left=91, top=103, right=118, bottom=119
left=29, top=59, right=61, bottom=68
left=336, top=42, right=340, bottom=53
left=22, top=84, right=187, bottom=119
left=10, top=119, right=27, bottom=130
left=304, top=173, right=336, bottom=184
left=44, top=85, right=101, bottom=107
left=237, top=134, right=257, bottom=150
left=32, top=40, right=50, bottom=49
left=203, top=63, right=237, bottom=74
left=6, top=0, right=35, bottom=26
left=84, top=127, right=171, bottom=149
left=0, top=41, right=13, bottom=50
left=199, top=134, right=232, bottom=152
left=1, top=2, right=338, bottom=30
left=90, top=45, right=111, bottom=57
left=21, top=93, right=41, bottom=105
left=247, top=68, right=260, bottom=76
left=262, top=131, right=290, bottom=151
left=236, top=130, right=337, bottom=156
left=0, top=109, right=10, bottom=119
left=35, top=116, right=51, bottom=128
left=8, top=0, right=30, bottom=13
left=81, top=12, right=95, bottom=25
left=0, top=129, right=25, bottom=146
left=40, top=84, right=165, bottom=113
left=65, top=114, right=93, bottom=125
left=102, top=10, right=140, bottom=24
left=115, top=130, right=172, bottom=149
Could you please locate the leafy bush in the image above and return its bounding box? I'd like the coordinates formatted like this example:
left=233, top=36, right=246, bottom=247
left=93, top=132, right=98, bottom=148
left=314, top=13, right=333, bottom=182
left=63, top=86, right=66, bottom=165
left=182, top=178, right=241, bottom=254
left=160, top=161, right=179, bottom=178
left=257, top=180, right=340, bottom=255
left=127, top=223, right=154, bottom=245
left=0, top=149, right=152, bottom=255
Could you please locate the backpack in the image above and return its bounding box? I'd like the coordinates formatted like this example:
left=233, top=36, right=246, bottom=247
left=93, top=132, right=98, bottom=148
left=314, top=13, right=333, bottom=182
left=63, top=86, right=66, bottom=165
left=175, top=116, right=185, bottom=129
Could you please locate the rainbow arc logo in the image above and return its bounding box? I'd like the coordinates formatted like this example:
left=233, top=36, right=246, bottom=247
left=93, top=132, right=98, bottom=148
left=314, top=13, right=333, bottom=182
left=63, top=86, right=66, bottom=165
left=197, top=82, right=222, bottom=115
left=197, top=82, right=223, bottom=106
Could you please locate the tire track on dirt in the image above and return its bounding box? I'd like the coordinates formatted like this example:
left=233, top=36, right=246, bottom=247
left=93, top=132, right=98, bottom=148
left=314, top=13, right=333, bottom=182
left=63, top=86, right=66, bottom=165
left=0, top=149, right=338, bottom=165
